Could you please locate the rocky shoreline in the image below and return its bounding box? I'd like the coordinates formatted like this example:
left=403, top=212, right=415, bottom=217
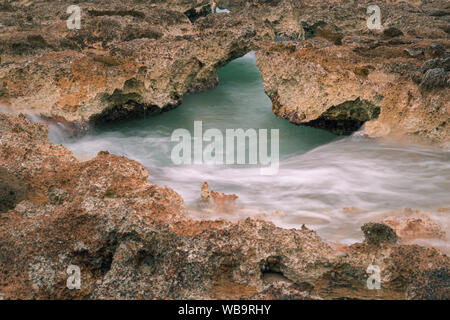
left=0, top=112, right=448, bottom=300
left=0, top=0, right=449, bottom=300
left=0, top=0, right=448, bottom=143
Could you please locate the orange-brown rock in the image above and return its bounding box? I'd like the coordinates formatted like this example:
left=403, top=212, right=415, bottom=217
left=200, top=181, right=238, bottom=212
left=1, top=0, right=448, bottom=144
left=0, top=0, right=258, bottom=123
left=0, top=0, right=449, bottom=300
left=0, top=112, right=448, bottom=300
left=255, top=0, right=449, bottom=143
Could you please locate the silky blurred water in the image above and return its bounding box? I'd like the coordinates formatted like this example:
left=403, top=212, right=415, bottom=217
left=50, top=52, right=450, bottom=249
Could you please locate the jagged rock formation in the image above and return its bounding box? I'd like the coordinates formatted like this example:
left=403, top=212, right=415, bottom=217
left=200, top=181, right=238, bottom=212
left=1, top=0, right=447, bottom=142
left=0, top=0, right=257, bottom=123
left=0, top=112, right=448, bottom=300
left=255, top=0, right=449, bottom=143
left=0, top=0, right=449, bottom=301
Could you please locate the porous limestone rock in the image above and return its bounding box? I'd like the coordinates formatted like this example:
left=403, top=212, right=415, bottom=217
left=1, top=0, right=448, bottom=143
left=0, top=112, right=448, bottom=300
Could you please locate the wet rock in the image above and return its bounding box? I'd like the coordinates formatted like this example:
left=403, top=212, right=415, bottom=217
left=200, top=181, right=238, bottom=212
left=0, top=112, right=448, bottom=300
left=362, top=223, right=398, bottom=246
left=303, top=99, right=381, bottom=135
left=201, top=181, right=238, bottom=202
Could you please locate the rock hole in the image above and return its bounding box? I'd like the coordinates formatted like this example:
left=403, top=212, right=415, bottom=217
left=137, top=251, right=156, bottom=276
left=260, top=256, right=288, bottom=281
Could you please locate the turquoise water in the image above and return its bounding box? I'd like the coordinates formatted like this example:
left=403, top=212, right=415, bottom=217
left=53, top=52, right=339, bottom=183
left=70, top=52, right=337, bottom=161
left=52, top=52, right=450, bottom=248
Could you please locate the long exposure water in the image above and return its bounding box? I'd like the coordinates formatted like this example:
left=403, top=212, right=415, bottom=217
left=50, top=52, right=450, bottom=250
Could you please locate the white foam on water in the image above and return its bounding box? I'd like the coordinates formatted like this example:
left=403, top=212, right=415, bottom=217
left=58, top=130, right=450, bottom=249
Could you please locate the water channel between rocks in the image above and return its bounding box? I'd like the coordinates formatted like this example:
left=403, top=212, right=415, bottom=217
left=51, top=52, right=450, bottom=250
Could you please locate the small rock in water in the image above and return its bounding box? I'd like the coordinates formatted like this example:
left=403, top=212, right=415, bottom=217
left=383, top=215, right=445, bottom=242
left=342, top=206, right=363, bottom=213
left=200, top=182, right=238, bottom=212
left=362, top=223, right=398, bottom=246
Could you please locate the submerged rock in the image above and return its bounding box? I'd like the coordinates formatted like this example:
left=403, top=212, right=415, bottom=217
left=201, top=181, right=238, bottom=202
left=386, top=218, right=445, bottom=242
left=200, top=181, right=238, bottom=213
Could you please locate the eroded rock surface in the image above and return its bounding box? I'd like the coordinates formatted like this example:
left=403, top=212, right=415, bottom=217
left=200, top=181, right=238, bottom=212
left=1, top=0, right=447, bottom=143
left=0, top=112, right=448, bottom=300
left=0, top=0, right=257, bottom=123
left=255, top=0, right=449, bottom=143
left=0, top=0, right=449, bottom=301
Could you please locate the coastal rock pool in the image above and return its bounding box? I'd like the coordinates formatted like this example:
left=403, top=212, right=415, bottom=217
left=51, top=52, right=450, bottom=250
